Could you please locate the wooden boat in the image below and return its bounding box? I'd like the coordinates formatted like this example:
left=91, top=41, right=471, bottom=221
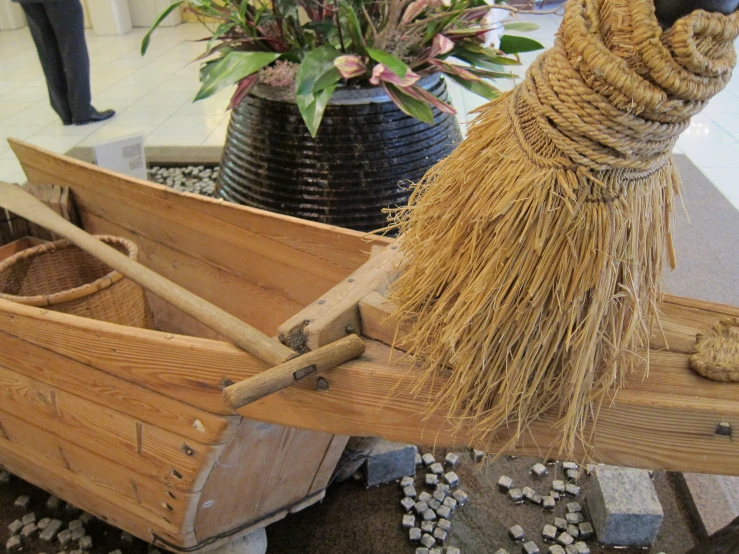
left=1, top=139, right=738, bottom=551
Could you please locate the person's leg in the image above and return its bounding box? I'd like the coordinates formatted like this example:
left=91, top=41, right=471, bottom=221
left=44, top=0, right=93, bottom=122
left=19, top=3, right=73, bottom=123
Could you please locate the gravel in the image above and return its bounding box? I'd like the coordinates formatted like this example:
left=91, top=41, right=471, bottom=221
left=147, top=165, right=218, bottom=197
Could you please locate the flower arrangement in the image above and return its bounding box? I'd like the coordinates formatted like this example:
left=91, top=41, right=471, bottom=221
left=143, top=0, right=543, bottom=135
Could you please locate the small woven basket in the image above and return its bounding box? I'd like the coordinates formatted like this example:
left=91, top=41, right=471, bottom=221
left=0, top=236, right=152, bottom=329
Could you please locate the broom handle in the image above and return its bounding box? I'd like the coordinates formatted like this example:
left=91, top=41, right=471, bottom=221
left=0, top=181, right=295, bottom=367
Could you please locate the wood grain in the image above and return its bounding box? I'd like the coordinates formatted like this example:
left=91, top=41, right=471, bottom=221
left=0, top=237, right=44, bottom=262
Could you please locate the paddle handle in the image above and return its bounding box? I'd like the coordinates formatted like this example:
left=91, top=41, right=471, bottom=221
left=223, top=334, right=365, bottom=410
left=0, top=181, right=295, bottom=367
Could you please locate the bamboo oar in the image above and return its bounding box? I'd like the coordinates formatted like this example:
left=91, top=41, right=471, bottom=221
left=0, top=181, right=364, bottom=409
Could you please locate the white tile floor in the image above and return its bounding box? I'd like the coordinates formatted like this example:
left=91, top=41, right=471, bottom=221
left=1, top=12, right=738, bottom=212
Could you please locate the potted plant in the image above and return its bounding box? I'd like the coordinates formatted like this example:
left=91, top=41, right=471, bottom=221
left=143, top=0, right=542, bottom=231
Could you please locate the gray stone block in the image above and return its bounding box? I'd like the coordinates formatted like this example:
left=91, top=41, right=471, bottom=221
left=566, top=513, right=583, bottom=525
left=6, top=535, right=22, bottom=553
left=532, top=463, right=548, bottom=478
left=414, top=549, right=428, bottom=554
left=566, top=525, right=579, bottom=539
left=422, top=509, right=436, bottom=522
left=422, top=454, right=436, bottom=466
left=572, top=542, right=590, bottom=554
left=78, top=536, right=92, bottom=551
left=21, top=514, right=35, bottom=526
left=419, top=491, right=432, bottom=503
left=442, top=496, right=457, bottom=512
left=554, top=518, right=567, bottom=531
left=565, top=546, right=578, bottom=554
left=420, top=534, right=435, bottom=548
left=427, top=499, right=441, bottom=511
left=543, top=496, right=556, bottom=511
left=522, top=487, right=536, bottom=501
left=436, top=506, right=451, bottom=519
left=109, top=550, right=122, bottom=554
left=429, top=549, right=442, bottom=554
left=578, top=522, right=593, bottom=539
left=56, top=529, right=72, bottom=546
left=452, top=489, right=468, bottom=506
left=364, top=440, right=416, bottom=487
left=425, top=474, right=439, bottom=487
left=409, top=527, right=422, bottom=542
left=432, top=527, right=447, bottom=543
left=564, top=484, right=580, bottom=497
left=70, top=529, right=85, bottom=542
left=445, top=453, right=460, bottom=467
left=550, top=491, right=561, bottom=502
left=421, top=521, right=435, bottom=534
left=14, top=496, right=29, bottom=509
left=566, top=469, right=580, bottom=481
left=509, top=488, right=524, bottom=503
left=548, top=546, right=565, bottom=554
left=404, top=486, right=418, bottom=499
left=46, top=497, right=60, bottom=511
left=542, top=524, right=558, bottom=541
left=552, top=480, right=565, bottom=493
left=522, top=541, right=540, bottom=554
left=509, top=525, right=525, bottom=541
left=567, top=502, right=582, bottom=513
left=79, top=514, right=94, bottom=525
left=437, top=518, right=451, bottom=532
left=531, top=494, right=543, bottom=506
left=472, top=449, right=485, bottom=463
left=401, top=476, right=415, bottom=488
left=443, top=472, right=459, bottom=488
left=562, top=462, right=578, bottom=471
left=20, top=524, right=36, bottom=539
left=498, top=475, right=514, bottom=492
left=402, top=497, right=416, bottom=512
left=429, top=463, right=444, bottom=475
left=415, top=453, right=423, bottom=466
left=494, top=550, right=510, bottom=554
left=556, top=533, right=574, bottom=547
left=120, top=532, right=134, bottom=544
left=432, top=489, right=446, bottom=502
left=8, top=520, right=23, bottom=535
left=586, top=465, right=663, bottom=546
left=403, top=514, right=416, bottom=528
left=0, top=471, right=9, bottom=485
left=436, top=483, right=450, bottom=495
left=37, top=518, right=51, bottom=531
left=414, top=501, right=429, bottom=515
left=68, top=521, right=83, bottom=532
left=447, top=548, right=461, bottom=554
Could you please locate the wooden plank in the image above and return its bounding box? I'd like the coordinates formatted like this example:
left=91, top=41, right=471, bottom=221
left=308, top=434, right=350, bottom=495
left=0, top=409, right=198, bottom=529
left=0, top=363, right=221, bottom=492
left=0, top=237, right=37, bottom=262
left=279, top=243, right=402, bottom=352
left=0, top=328, right=235, bottom=444
left=194, top=420, right=335, bottom=540
left=0, top=425, right=195, bottom=548
left=82, top=212, right=301, bottom=336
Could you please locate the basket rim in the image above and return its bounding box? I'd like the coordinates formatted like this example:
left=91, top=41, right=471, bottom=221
left=0, top=235, right=138, bottom=307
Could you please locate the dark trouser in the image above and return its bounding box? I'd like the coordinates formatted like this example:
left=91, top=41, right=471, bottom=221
left=20, top=0, right=93, bottom=123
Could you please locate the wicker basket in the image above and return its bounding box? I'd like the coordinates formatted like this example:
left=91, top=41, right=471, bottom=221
left=0, top=236, right=152, bottom=328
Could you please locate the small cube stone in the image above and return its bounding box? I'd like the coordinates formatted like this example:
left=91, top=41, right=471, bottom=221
left=422, top=454, right=436, bottom=466
left=447, top=548, right=461, bottom=554
left=436, top=483, right=450, bottom=495
left=432, top=489, right=446, bottom=502
left=522, top=541, right=540, bottom=554
left=20, top=524, right=37, bottom=539
left=415, top=549, right=428, bottom=554
left=64, top=504, right=80, bottom=515
left=422, top=509, right=436, bottom=522
left=509, top=524, right=525, bottom=541
left=433, top=527, right=447, bottom=543
left=8, top=520, right=23, bottom=535
left=120, top=532, right=134, bottom=544
left=444, top=472, right=460, bottom=488
left=70, top=529, right=85, bottom=542
left=566, top=469, right=580, bottom=481
left=552, top=480, right=565, bottom=493
left=419, top=491, right=433, bottom=503
left=46, top=497, right=60, bottom=511
left=522, top=487, right=536, bottom=501
left=403, top=514, right=416, bottom=528
left=542, top=524, right=558, bottom=541
left=21, top=514, right=35, bottom=526
left=78, top=536, right=92, bottom=551
left=578, top=522, right=593, bottom=539
left=414, top=501, right=429, bottom=514
left=498, top=475, right=514, bottom=492
left=445, top=453, right=460, bottom=467
left=0, top=471, right=10, bottom=485
left=562, top=462, right=578, bottom=471
left=495, top=550, right=510, bottom=554
left=556, top=533, right=574, bottom=547
left=428, top=499, right=441, bottom=511
left=554, top=518, right=567, bottom=531
left=566, top=502, right=582, bottom=513
left=425, top=474, right=439, bottom=487
left=543, top=496, right=556, bottom=511
left=415, top=453, right=423, bottom=466
left=452, top=489, right=468, bottom=506
left=401, top=476, right=415, bottom=488
left=436, top=505, right=451, bottom=519
left=68, top=521, right=83, bottom=532
left=14, top=496, right=30, bottom=509
left=404, top=486, right=418, bottom=499
left=548, top=546, right=566, bottom=554
left=472, top=449, right=485, bottom=463
left=429, top=463, right=444, bottom=475
left=79, top=514, right=94, bottom=525
left=567, top=525, right=579, bottom=539
left=573, top=542, right=590, bottom=554
left=566, top=513, right=584, bottom=525
left=565, top=547, right=578, bottom=554
left=409, top=527, right=422, bottom=542
left=56, top=529, right=72, bottom=546
left=430, top=549, right=442, bottom=554
left=532, top=463, right=548, bottom=477
left=550, top=491, right=561, bottom=502
left=442, top=496, right=457, bottom=511
left=37, top=518, right=51, bottom=531
left=420, top=534, right=436, bottom=548
left=402, top=497, right=417, bottom=511
left=421, top=521, right=435, bottom=533
left=437, top=518, right=451, bottom=532
left=6, top=535, right=22, bottom=553
left=509, top=488, right=524, bottom=503
left=531, top=494, right=543, bottom=506
left=564, top=484, right=580, bottom=497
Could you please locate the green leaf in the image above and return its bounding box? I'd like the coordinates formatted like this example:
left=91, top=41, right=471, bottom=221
left=503, top=22, right=540, bottom=32
left=464, top=67, right=518, bottom=79
left=499, top=35, right=545, bottom=54
left=206, top=22, right=235, bottom=52
left=383, top=83, right=434, bottom=125
left=141, top=0, right=184, bottom=55
left=297, top=85, right=337, bottom=137
left=239, top=0, right=249, bottom=21
left=366, top=47, right=408, bottom=79
left=195, top=51, right=280, bottom=101
left=341, top=4, right=366, bottom=56
left=447, top=74, right=500, bottom=101
left=296, top=45, right=341, bottom=96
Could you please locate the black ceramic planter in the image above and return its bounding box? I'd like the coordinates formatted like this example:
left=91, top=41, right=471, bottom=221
left=217, top=74, right=463, bottom=232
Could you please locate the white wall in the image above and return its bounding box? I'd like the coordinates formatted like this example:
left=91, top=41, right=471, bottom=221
left=0, top=0, right=26, bottom=30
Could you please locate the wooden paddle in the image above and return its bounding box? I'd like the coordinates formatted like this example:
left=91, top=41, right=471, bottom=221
left=0, top=181, right=364, bottom=409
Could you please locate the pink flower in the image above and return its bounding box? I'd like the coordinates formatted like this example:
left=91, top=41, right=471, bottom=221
left=370, top=64, right=420, bottom=87
left=334, top=55, right=367, bottom=79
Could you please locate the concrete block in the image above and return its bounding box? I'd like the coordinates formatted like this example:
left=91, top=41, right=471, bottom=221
left=409, top=528, right=422, bottom=542
left=443, top=472, right=459, bottom=488
left=509, top=488, right=524, bottom=503
left=531, top=494, right=543, bottom=506
left=420, top=534, right=435, bottom=548
left=56, top=529, right=72, bottom=546
left=436, top=506, right=451, bottom=520
left=445, top=453, right=460, bottom=467
left=472, top=449, right=485, bottom=463
left=422, top=453, right=436, bottom=466
left=414, top=501, right=429, bottom=515
left=421, top=509, right=436, bottom=522
left=566, top=513, right=583, bottom=525
left=532, top=463, right=548, bottom=478
left=548, top=546, right=565, bottom=554
left=404, top=486, right=418, bottom=499
left=509, top=525, right=525, bottom=541
left=566, top=525, right=579, bottom=539
left=542, top=524, right=558, bottom=541
left=6, top=535, right=22, bottom=553
left=567, top=502, right=582, bottom=513
left=550, top=491, right=561, bottom=502
left=552, top=480, right=565, bottom=493
left=578, top=522, right=593, bottom=539
left=432, top=527, right=447, bottom=543
left=415, top=453, right=423, bottom=466
left=401, top=497, right=416, bottom=512
left=425, top=474, right=439, bottom=487
left=403, top=514, right=416, bottom=528
left=401, top=476, right=415, bottom=488
left=572, top=542, right=589, bottom=554
left=421, top=521, right=434, bottom=533
left=564, top=484, right=580, bottom=497
left=436, top=483, right=450, bottom=496
left=365, top=441, right=416, bottom=487
left=562, top=462, right=578, bottom=471
left=79, top=536, right=92, bottom=550
left=21, top=524, right=37, bottom=539
left=522, top=487, right=536, bottom=502
left=586, top=465, right=663, bottom=546
left=432, top=489, right=446, bottom=503
left=419, top=491, right=432, bottom=503
left=522, top=541, right=540, bottom=554
left=498, top=475, right=514, bottom=492
left=442, top=496, right=457, bottom=512
left=566, top=470, right=580, bottom=481
left=427, top=498, right=440, bottom=511
left=554, top=518, right=567, bottom=531
left=8, top=520, right=22, bottom=535
left=429, top=463, right=444, bottom=475
left=437, top=518, right=451, bottom=532
left=543, top=496, right=556, bottom=511
left=677, top=472, right=739, bottom=539
left=13, top=496, right=29, bottom=509
left=556, top=533, right=574, bottom=547
left=452, top=489, right=468, bottom=506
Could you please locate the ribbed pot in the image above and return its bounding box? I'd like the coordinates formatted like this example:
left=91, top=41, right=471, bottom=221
left=217, top=74, right=463, bottom=232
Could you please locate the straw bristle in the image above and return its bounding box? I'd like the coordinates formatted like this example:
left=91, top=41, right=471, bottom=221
left=388, top=92, right=679, bottom=457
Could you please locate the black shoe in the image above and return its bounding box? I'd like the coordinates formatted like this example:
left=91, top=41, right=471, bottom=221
left=62, top=120, right=73, bottom=126
left=74, top=109, right=115, bottom=125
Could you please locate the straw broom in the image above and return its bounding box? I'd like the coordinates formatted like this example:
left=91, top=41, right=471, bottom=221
left=389, top=0, right=739, bottom=457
